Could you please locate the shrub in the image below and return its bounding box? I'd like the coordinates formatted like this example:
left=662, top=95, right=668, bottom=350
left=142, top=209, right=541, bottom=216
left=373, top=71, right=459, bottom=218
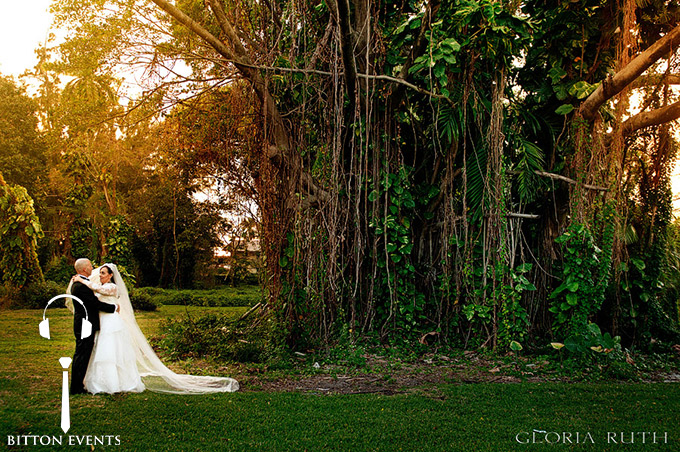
left=137, top=286, right=166, bottom=296
left=0, top=284, right=21, bottom=309
left=43, top=256, right=75, bottom=285
left=551, top=322, right=621, bottom=355
left=129, top=288, right=158, bottom=311
left=17, top=280, right=66, bottom=309
left=0, top=280, right=67, bottom=310
left=170, top=292, right=197, bottom=306
left=157, top=314, right=264, bottom=363
left=153, top=287, right=261, bottom=308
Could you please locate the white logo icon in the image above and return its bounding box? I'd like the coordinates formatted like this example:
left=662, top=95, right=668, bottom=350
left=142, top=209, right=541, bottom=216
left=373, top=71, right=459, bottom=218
left=40, top=294, right=92, bottom=340
left=40, top=294, right=92, bottom=434
left=59, top=357, right=72, bottom=433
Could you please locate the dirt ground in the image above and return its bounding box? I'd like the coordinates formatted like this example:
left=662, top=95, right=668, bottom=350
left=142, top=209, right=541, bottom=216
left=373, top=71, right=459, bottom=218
left=228, top=351, right=680, bottom=395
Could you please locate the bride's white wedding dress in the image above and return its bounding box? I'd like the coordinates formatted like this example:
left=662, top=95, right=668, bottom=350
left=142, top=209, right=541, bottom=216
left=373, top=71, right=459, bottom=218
left=84, top=282, right=145, bottom=394
left=67, top=263, right=239, bottom=394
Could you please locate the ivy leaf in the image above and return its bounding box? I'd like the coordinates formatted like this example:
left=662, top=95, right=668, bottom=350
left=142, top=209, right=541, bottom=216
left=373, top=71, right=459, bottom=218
left=522, top=282, right=537, bottom=291
left=515, top=263, right=532, bottom=273
left=566, top=292, right=578, bottom=306
left=569, top=80, right=598, bottom=99
left=555, top=104, right=574, bottom=115
left=463, top=305, right=475, bottom=321
left=567, top=281, right=579, bottom=292
left=399, top=243, right=413, bottom=255
left=548, top=66, right=567, bottom=83
left=441, top=38, right=461, bottom=52
left=510, top=340, right=523, bottom=351
left=443, top=54, right=457, bottom=65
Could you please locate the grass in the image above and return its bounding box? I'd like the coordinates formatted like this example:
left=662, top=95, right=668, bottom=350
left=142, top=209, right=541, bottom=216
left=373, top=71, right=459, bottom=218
left=1, top=308, right=679, bottom=451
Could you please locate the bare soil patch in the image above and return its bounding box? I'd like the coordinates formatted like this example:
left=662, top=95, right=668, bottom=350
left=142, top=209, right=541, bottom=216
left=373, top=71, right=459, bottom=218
left=228, top=350, right=680, bottom=395
left=233, top=352, right=570, bottom=395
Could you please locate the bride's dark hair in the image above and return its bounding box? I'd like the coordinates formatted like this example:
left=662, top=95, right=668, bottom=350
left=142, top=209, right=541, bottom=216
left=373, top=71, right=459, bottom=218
left=102, top=265, right=116, bottom=284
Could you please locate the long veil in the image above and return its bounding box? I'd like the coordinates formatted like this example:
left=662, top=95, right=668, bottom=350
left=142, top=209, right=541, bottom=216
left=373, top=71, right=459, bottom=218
left=68, top=264, right=239, bottom=394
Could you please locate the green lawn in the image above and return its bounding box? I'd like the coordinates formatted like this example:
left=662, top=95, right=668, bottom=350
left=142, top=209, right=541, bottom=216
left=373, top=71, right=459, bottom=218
left=1, top=308, right=679, bottom=451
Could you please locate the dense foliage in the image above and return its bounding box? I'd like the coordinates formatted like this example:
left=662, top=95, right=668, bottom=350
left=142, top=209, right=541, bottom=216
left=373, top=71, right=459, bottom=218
left=1, top=0, right=680, bottom=355
left=0, top=77, right=47, bottom=202
left=0, top=174, right=44, bottom=290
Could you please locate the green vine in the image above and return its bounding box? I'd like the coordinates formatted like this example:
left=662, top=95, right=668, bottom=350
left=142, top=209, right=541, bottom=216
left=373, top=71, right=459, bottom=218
left=369, top=167, right=425, bottom=336
left=0, top=174, right=44, bottom=288
left=549, top=204, right=615, bottom=336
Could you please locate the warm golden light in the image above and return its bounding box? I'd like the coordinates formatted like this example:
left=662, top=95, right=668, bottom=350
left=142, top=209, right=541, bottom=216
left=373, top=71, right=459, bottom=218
left=0, top=1, right=54, bottom=76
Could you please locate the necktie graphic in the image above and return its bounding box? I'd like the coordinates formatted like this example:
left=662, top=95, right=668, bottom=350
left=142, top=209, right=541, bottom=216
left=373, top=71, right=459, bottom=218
left=59, top=357, right=72, bottom=433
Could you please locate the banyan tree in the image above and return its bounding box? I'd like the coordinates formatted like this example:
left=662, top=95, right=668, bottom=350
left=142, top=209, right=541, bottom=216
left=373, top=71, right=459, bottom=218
left=50, top=0, right=680, bottom=349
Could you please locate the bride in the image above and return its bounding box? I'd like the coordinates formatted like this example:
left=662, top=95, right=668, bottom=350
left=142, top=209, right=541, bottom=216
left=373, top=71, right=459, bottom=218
left=68, top=263, right=239, bottom=394
left=71, top=264, right=145, bottom=394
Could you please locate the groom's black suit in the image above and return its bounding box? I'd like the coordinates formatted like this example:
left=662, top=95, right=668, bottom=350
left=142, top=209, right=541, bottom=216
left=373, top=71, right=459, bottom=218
left=70, top=277, right=117, bottom=394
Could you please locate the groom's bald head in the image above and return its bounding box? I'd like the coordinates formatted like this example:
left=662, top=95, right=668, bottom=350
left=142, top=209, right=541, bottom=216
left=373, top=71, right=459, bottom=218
left=74, top=258, right=93, bottom=277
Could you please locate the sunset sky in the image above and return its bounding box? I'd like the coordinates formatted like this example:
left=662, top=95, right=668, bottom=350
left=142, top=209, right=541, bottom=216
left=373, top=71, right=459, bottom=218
left=0, top=0, right=54, bottom=77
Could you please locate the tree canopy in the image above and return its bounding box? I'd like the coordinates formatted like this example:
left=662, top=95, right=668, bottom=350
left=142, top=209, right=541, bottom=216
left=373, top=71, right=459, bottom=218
left=3, top=0, right=680, bottom=350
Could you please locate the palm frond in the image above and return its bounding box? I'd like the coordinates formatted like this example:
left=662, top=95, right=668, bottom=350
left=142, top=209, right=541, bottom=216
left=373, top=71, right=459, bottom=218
left=437, top=104, right=464, bottom=146
left=515, top=139, right=545, bottom=204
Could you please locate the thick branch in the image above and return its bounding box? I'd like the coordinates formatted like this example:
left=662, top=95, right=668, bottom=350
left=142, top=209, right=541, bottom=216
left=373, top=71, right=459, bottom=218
left=208, top=60, right=450, bottom=102
left=508, top=170, right=608, bottom=192
left=507, top=213, right=540, bottom=219
left=352, top=0, right=370, bottom=62
left=206, top=0, right=251, bottom=63
left=306, top=18, right=334, bottom=71
left=149, top=0, right=331, bottom=205
left=149, top=0, right=284, bottom=146
left=533, top=170, right=608, bottom=192
left=631, top=74, right=680, bottom=89
left=580, top=25, right=680, bottom=120
left=149, top=0, right=237, bottom=65
left=622, top=100, right=680, bottom=137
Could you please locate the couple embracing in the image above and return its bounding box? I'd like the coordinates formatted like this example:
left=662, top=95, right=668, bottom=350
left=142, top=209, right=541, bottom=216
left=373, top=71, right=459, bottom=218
left=67, top=258, right=239, bottom=395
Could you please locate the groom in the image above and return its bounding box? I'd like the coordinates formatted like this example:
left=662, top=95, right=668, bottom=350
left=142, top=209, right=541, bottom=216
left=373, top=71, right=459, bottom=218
left=70, top=258, right=119, bottom=394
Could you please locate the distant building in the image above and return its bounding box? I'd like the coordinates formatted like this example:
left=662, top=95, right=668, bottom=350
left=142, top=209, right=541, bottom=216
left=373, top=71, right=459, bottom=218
left=214, top=236, right=261, bottom=275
